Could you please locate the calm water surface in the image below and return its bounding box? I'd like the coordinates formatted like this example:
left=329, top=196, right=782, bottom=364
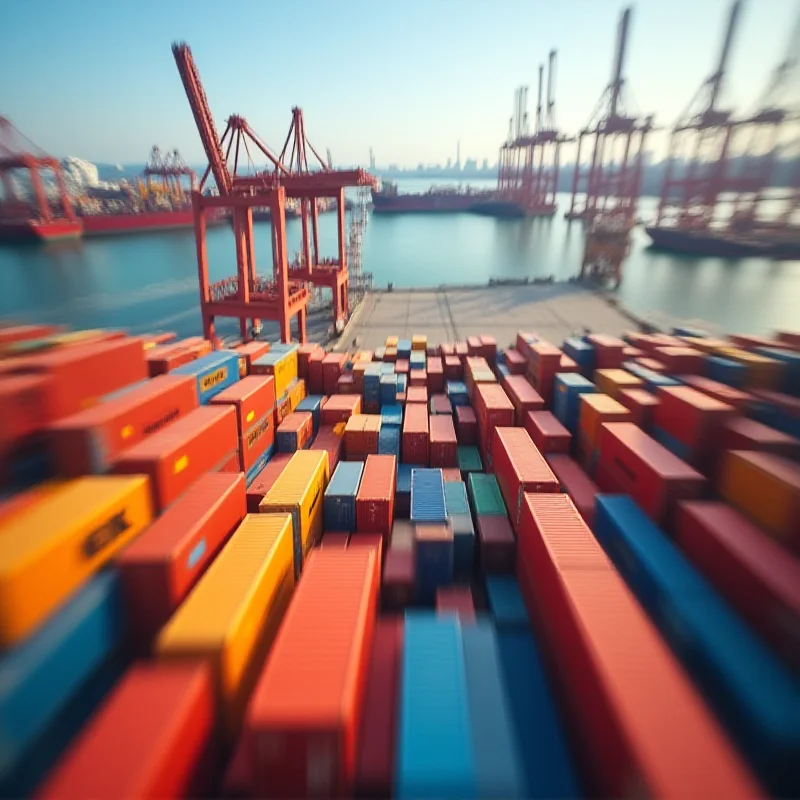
left=0, top=181, right=797, bottom=338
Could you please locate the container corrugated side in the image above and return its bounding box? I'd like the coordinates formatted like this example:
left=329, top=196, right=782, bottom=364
left=357, top=455, right=397, bottom=536
left=325, top=461, right=365, bottom=533
left=410, top=468, right=447, bottom=523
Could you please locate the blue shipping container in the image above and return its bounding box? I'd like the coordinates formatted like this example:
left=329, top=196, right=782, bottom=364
left=461, top=622, right=526, bottom=798
left=411, top=468, right=448, bottom=523
left=296, top=395, right=324, bottom=434
left=173, top=350, right=241, bottom=404
left=754, top=347, right=800, bottom=395
left=398, top=340, right=412, bottom=360
left=496, top=631, right=581, bottom=799
left=380, top=362, right=397, bottom=375
left=594, top=495, right=800, bottom=796
left=621, top=361, right=681, bottom=393
left=496, top=363, right=511, bottom=379
left=324, top=461, right=364, bottom=532
left=397, top=373, right=408, bottom=394
left=652, top=426, right=692, bottom=461
left=450, top=513, right=475, bottom=581
left=552, top=373, right=596, bottom=433
left=245, top=444, right=274, bottom=487
left=446, top=381, right=470, bottom=407
left=705, top=356, right=746, bottom=388
left=444, top=481, right=469, bottom=516
left=381, top=405, right=404, bottom=427
left=410, top=351, right=426, bottom=369
left=562, top=338, right=596, bottom=373
left=0, top=572, right=124, bottom=790
left=379, top=426, right=401, bottom=458
left=381, top=374, right=399, bottom=406
left=397, top=614, right=476, bottom=799
left=416, top=524, right=455, bottom=603
left=485, top=576, right=530, bottom=628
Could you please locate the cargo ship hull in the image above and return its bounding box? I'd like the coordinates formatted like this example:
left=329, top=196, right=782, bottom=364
left=371, top=190, right=492, bottom=214
left=81, top=210, right=196, bottom=236
left=0, top=219, right=83, bottom=242
left=645, top=225, right=800, bottom=260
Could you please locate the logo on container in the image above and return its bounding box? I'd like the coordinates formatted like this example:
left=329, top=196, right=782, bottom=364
left=247, top=416, right=270, bottom=450
left=143, top=407, right=180, bottom=436
left=83, top=510, right=131, bottom=557
left=200, top=367, right=228, bottom=393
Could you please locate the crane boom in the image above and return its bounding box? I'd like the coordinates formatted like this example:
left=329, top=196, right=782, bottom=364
left=609, top=8, right=631, bottom=117
left=708, top=0, right=743, bottom=112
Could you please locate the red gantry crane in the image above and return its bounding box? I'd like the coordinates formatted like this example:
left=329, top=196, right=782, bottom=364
left=566, top=7, right=654, bottom=224
left=0, top=117, right=81, bottom=242
left=144, top=146, right=196, bottom=197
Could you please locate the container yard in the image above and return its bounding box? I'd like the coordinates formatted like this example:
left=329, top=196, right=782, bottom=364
left=0, top=317, right=799, bottom=798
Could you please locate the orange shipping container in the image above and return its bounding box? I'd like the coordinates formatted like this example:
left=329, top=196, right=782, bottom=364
left=502, top=374, right=545, bottom=425
left=112, top=405, right=239, bottom=512
left=579, top=393, right=631, bottom=450
left=210, top=376, right=275, bottom=439
left=245, top=548, right=380, bottom=798
left=0, top=374, right=52, bottom=459
left=429, top=414, right=458, bottom=468
left=594, top=368, right=643, bottom=399
left=474, top=382, right=515, bottom=467
left=235, top=341, right=271, bottom=374
left=37, top=663, right=215, bottom=800
left=146, top=338, right=212, bottom=378
left=49, top=374, right=198, bottom=476
left=321, top=394, right=362, bottom=425
left=356, top=454, right=396, bottom=537
left=402, top=403, right=429, bottom=465
left=406, top=385, right=428, bottom=405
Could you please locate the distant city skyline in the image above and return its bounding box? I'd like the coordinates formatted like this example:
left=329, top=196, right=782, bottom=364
left=2, top=0, right=798, bottom=169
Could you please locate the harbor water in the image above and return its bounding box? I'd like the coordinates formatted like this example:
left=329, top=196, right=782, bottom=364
left=0, top=182, right=797, bottom=338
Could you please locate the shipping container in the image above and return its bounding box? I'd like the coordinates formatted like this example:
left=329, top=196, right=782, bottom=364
left=49, top=374, right=198, bottom=476
left=492, top=428, right=556, bottom=537
left=402, top=403, right=429, bottom=466
left=578, top=392, right=631, bottom=452
left=446, top=380, right=469, bottom=406
left=325, top=462, right=365, bottom=533
left=595, top=495, right=799, bottom=794
left=429, top=414, right=458, bottom=468
left=504, top=348, right=527, bottom=374
left=308, top=348, right=325, bottom=394
left=406, top=385, right=428, bottom=405
left=597, top=423, right=706, bottom=528
left=245, top=452, right=292, bottom=513
left=383, top=548, right=415, bottom=611
left=553, top=373, right=596, bottom=433
left=0, top=476, right=151, bottom=647
left=524, top=410, right=572, bottom=455
left=395, top=463, right=415, bottom=519
left=636, top=356, right=666, bottom=373
left=586, top=334, right=625, bottom=369
left=617, top=387, right=659, bottom=430
left=112, top=405, right=238, bottom=513
left=457, top=444, right=483, bottom=473
left=322, top=352, right=346, bottom=395
left=753, top=346, right=800, bottom=395
left=146, top=338, right=212, bottom=378
left=156, top=513, right=294, bottom=738
left=381, top=405, right=404, bottom=428
left=455, top=405, right=477, bottom=445
left=545, top=453, right=599, bottom=526
left=0, top=572, right=124, bottom=795
left=276, top=411, right=314, bottom=453
left=473, top=383, right=514, bottom=467
left=714, top=347, right=783, bottom=390
left=594, top=368, right=644, bottom=400
left=38, top=662, right=214, bottom=799
left=321, top=532, right=350, bottom=548
left=410, top=468, right=447, bottom=523
left=0, top=374, right=53, bottom=463
left=719, top=417, right=800, bottom=460
left=477, top=514, right=516, bottom=573
left=235, top=341, right=271, bottom=374
left=210, top=375, right=275, bottom=439
left=245, top=548, right=380, bottom=798
left=252, top=345, right=299, bottom=400
left=260, top=450, right=330, bottom=578
left=444, top=355, right=462, bottom=380
left=415, top=522, right=454, bottom=602
left=675, top=500, right=800, bottom=671
left=426, top=356, right=444, bottom=393
left=718, top=450, right=799, bottom=553
left=118, top=471, right=246, bottom=648
left=309, top=424, right=343, bottom=474
left=502, top=374, right=544, bottom=425
left=429, top=393, right=451, bottom=416
left=436, top=586, right=476, bottom=622
left=408, top=369, right=426, bottom=388
left=357, top=455, right=397, bottom=537
left=172, top=350, right=241, bottom=405
left=485, top=576, right=529, bottom=628
left=517, top=493, right=762, bottom=799
left=706, top=355, right=747, bottom=387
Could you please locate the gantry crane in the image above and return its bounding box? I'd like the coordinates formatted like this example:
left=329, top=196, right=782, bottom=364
left=566, top=7, right=654, bottom=224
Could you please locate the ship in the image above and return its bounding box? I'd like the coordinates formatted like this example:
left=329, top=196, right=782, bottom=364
left=645, top=225, right=800, bottom=260
left=0, top=206, right=82, bottom=242
left=371, top=181, right=493, bottom=213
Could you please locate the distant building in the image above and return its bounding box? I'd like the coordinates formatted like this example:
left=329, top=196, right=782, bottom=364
left=446, top=157, right=452, bottom=169
left=464, top=158, right=478, bottom=172
left=481, top=158, right=489, bottom=170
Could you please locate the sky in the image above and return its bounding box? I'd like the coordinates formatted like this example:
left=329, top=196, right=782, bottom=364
left=1, top=0, right=798, bottom=168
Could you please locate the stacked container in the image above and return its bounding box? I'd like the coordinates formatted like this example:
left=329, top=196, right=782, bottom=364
left=402, top=404, right=429, bottom=466
left=502, top=375, right=545, bottom=425
left=324, top=461, right=364, bottom=533
left=524, top=410, right=572, bottom=455
left=429, top=414, right=458, bottom=467
left=473, top=383, right=514, bottom=469
left=276, top=411, right=314, bottom=453
left=577, top=393, right=632, bottom=475
left=553, top=373, right=596, bottom=433
left=356, top=454, right=397, bottom=538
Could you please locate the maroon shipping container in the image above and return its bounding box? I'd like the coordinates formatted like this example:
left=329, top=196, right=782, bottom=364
left=455, top=405, right=478, bottom=445
left=427, top=344, right=441, bottom=358
left=545, top=453, right=600, bottom=527
left=618, top=388, right=660, bottom=431
left=504, top=349, right=526, bottom=375
left=298, top=343, right=322, bottom=381
left=395, top=359, right=410, bottom=375
left=479, top=335, right=497, bottom=365
left=477, top=514, right=516, bottom=573
left=427, top=357, right=444, bottom=393
left=444, top=355, right=462, bottom=380
left=382, top=548, right=415, bottom=611
left=467, top=336, right=482, bottom=356
left=524, top=410, right=571, bottom=455
left=654, top=346, right=705, bottom=375
left=338, top=373, right=356, bottom=395
left=719, top=417, right=800, bottom=460
left=636, top=357, right=667, bottom=373
left=502, top=374, right=545, bottom=425
left=348, top=532, right=384, bottom=563
left=321, top=394, right=362, bottom=425
left=430, top=394, right=452, bottom=416
left=235, top=341, right=271, bottom=374
left=402, top=403, right=429, bottom=465
left=492, top=427, right=559, bottom=533
left=436, top=587, right=476, bottom=622
left=678, top=375, right=752, bottom=410
left=597, top=422, right=706, bottom=528
left=473, top=383, right=515, bottom=468
left=355, top=619, right=403, bottom=798
left=623, top=346, right=644, bottom=359
left=308, top=349, right=325, bottom=394
left=676, top=500, right=800, bottom=671
left=246, top=453, right=292, bottom=513
left=146, top=338, right=212, bottom=378
left=455, top=342, right=469, bottom=362
left=118, top=472, right=247, bottom=649
left=322, top=352, right=346, bottom=395
left=112, top=405, right=239, bottom=513
left=356, top=454, right=397, bottom=538
left=429, top=414, right=458, bottom=468
left=409, top=369, right=427, bottom=387
left=587, top=334, right=625, bottom=369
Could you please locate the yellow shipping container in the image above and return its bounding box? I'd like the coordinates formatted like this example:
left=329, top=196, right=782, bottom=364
left=264, top=349, right=299, bottom=399
left=385, top=346, right=398, bottom=360
left=682, top=337, right=730, bottom=353
left=579, top=393, right=632, bottom=448
left=345, top=414, right=368, bottom=434
left=385, top=336, right=399, bottom=348
left=713, top=347, right=783, bottom=390
left=287, top=377, right=307, bottom=411
left=594, top=368, right=644, bottom=399
left=0, top=476, right=152, bottom=646
left=156, top=512, right=294, bottom=738
left=259, top=450, right=329, bottom=578
left=355, top=351, right=374, bottom=363
left=719, top=450, right=800, bottom=549
left=411, top=335, right=427, bottom=351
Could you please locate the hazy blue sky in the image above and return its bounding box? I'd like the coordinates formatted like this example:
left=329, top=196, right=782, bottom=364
left=1, top=0, right=797, bottom=167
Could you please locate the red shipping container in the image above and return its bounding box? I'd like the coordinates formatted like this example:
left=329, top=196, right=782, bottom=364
left=0, top=323, right=63, bottom=348
left=474, top=383, right=514, bottom=467
left=524, top=410, right=571, bottom=455
left=636, top=357, right=667, bottom=373
left=0, top=374, right=52, bottom=459
left=751, top=388, right=800, bottom=419
left=245, top=549, right=380, bottom=798
left=321, top=532, right=350, bottom=548
left=441, top=343, right=455, bottom=357
left=515, top=493, right=761, bottom=800
left=322, top=352, right=345, bottom=393
left=467, top=336, right=482, bottom=356
left=382, top=548, right=415, bottom=610
left=502, top=374, right=545, bottom=425
left=310, top=425, right=343, bottom=474
left=273, top=392, right=293, bottom=429
left=38, top=663, right=215, bottom=800
left=618, top=388, right=660, bottom=431
left=678, top=375, right=752, bottom=410
left=627, top=331, right=684, bottom=354
left=729, top=333, right=782, bottom=350
left=409, top=369, right=427, bottom=387
left=402, top=403, right=429, bottom=465
left=597, top=422, right=706, bottom=528
left=210, top=375, right=275, bottom=438
left=720, top=417, right=800, bottom=460
left=118, top=472, right=246, bottom=648
left=545, top=453, right=600, bottom=526
left=676, top=500, right=800, bottom=671
left=353, top=362, right=368, bottom=393
left=623, top=346, right=644, bottom=359
left=147, top=338, right=212, bottom=377
left=525, top=341, right=562, bottom=403
left=465, top=356, right=495, bottom=400
left=395, top=359, right=410, bottom=375
left=493, top=427, right=559, bottom=532
left=349, top=532, right=385, bottom=564
left=654, top=346, right=705, bottom=374
left=426, top=357, right=444, bottom=393
left=406, top=385, right=428, bottom=405
left=321, top=394, right=362, bottom=425
left=559, top=354, right=579, bottom=374
left=587, top=334, right=625, bottom=369
left=355, top=618, right=403, bottom=798
left=246, top=453, right=292, bottom=513
left=436, top=587, right=476, bottom=622
left=297, top=343, right=322, bottom=380
left=480, top=335, right=497, bottom=364
left=455, top=342, right=469, bottom=361
left=308, top=349, right=325, bottom=394
left=441, top=468, right=463, bottom=483
left=338, top=373, right=356, bottom=394
left=455, top=405, right=478, bottom=445
left=430, top=393, right=452, bottom=415
left=515, top=332, right=538, bottom=361
left=235, top=341, right=271, bottom=374
left=777, top=331, right=800, bottom=349
left=444, top=355, right=462, bottom=380
left=427, top=344, right=441, bottom=358
left=112, top=405, right=239, bottom=513
left=277, top=412, right=314, bottom=452
left=429, top=414, right=458, bottom=468
left=476, top=514, right=516, bottom=573
left=49, top=374, right=198, bottom=477
left=356, top=455, right=396, bottom=537
left=14, top=337, right=147, bottom=420
left=504, top=348, right=526, bottom=374
left=213, top=382, right=275, bottom=474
